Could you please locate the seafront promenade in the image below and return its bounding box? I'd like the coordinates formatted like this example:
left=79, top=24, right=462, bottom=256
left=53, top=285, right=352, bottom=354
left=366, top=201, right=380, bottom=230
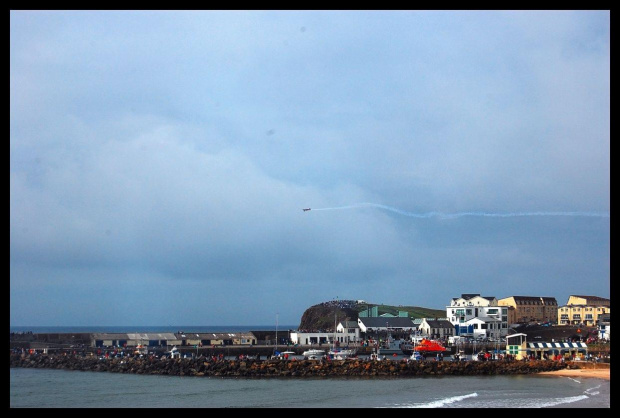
left=10, top=352, right=573, bottom=378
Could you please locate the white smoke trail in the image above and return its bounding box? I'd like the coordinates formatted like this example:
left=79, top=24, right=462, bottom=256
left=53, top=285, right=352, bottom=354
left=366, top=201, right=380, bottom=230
left=310, top=203, right=610, bottom=219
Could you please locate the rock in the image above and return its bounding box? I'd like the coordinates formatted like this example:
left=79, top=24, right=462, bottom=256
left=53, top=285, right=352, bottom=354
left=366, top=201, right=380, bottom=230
left=10, top=353, right=568, bottom=378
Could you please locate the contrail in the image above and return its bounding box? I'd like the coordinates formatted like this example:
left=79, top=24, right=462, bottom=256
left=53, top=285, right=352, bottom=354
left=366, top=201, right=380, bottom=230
left=309, top=203, right=610, bottom=219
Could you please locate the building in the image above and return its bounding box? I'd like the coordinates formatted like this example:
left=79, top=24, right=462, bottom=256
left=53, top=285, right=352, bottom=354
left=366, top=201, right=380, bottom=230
left=505, top=333, right=587, bottom=360
left=91, top=333, right=179, bottom=348
left=447, top=293, right=509, bottom=339
left=497, top=296, right=558, bottom=324
left=90, top=332, right=257, bottom=349
left=336, top=321, right=361, bottom=345
left=417, top=318, right=454, bottom=340
left=175, top=332, right=257, bottom=347
left=558, top=305, right=611, bottom=326
left=559, top=295, right=610, bottom=326
left=566, top=295, right=610, bottom=308
left=451, top=293, right=498, bottom=307
left=505, top=333, right=527, bottom=360
left=356, top=317, right=416, bottom=334
left=598, top=314, right=610, bottom=341
left=358, top=305, right=410, bottom=318
left=558, top=295, right=610, bottom=326
left=290, top=321, right=359, bottom=347
left=288, top=331, right=331, bottom=346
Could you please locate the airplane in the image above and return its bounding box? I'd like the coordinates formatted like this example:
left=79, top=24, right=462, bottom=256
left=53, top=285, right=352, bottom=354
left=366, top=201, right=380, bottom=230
left=303, top=208, right=311, bottom=212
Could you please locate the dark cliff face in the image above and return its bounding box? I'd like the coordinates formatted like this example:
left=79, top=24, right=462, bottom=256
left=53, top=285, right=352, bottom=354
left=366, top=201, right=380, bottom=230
left=298, top=304, right=358, bottom=332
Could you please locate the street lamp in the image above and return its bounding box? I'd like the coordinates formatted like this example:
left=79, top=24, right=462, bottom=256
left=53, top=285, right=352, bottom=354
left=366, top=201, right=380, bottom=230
left=473, top=338, right=476, bottom=361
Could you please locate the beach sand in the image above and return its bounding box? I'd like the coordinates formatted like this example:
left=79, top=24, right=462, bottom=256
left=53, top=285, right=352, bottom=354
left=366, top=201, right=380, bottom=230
left=538, top=367, right=610, bottom=380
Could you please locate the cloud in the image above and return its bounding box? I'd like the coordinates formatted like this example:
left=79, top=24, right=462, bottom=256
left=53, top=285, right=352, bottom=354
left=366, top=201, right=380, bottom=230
left=10, top=10, right=609, bottom=326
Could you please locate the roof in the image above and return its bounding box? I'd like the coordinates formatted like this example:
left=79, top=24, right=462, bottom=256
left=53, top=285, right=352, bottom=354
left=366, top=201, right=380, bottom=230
left=92, top=333, right=178, bottom=340
left=527, top=342, right=588, bottom=349
left=570, top=295, right=610, bottom=302
left=91, top=333, right=131, bottom=339
left=421, top=319, right=453, bottom=327
left=509, top=296, right=557, bottom=302
left=126, top=333, right=177, bottom=340
left=455, top=294, right=496, bottom=301
left=174, top=332, right=254, bottom=339
left=459, top=294, right=481, bottom=300
left=474, top=316, right=502, bottom=323
left=358, top=317, right=415, bottom=328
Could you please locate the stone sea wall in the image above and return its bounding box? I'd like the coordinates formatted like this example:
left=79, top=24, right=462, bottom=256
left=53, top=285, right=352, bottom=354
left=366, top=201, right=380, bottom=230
left=10, top=353, right=570, bottom=378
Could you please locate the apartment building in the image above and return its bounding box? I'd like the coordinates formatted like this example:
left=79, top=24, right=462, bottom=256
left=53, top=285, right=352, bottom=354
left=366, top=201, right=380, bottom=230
left=497, top=296, right=558, bottom=324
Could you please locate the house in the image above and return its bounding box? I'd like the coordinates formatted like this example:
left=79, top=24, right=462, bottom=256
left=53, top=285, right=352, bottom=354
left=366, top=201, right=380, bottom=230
left=417, top=318, right=454, bottom=340
left=336, top=321, right=361, bottom=345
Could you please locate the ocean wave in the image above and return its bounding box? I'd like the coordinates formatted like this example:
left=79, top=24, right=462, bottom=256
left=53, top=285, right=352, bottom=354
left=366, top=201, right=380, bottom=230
left=533, top=395, right=590, bottom=408
left=387, top=392, right=479, bottom=408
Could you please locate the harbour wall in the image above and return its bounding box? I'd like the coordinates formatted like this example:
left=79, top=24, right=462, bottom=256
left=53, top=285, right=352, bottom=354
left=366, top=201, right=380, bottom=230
left=10, top=353, right=572, bottom=378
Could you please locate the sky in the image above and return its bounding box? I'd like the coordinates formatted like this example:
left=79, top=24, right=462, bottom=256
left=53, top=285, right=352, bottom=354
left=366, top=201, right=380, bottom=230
left=10, top=10, right=610, bottom=327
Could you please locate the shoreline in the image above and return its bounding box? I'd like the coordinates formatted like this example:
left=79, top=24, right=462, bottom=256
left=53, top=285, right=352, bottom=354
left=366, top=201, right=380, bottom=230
left=537, top=367, right=609, bottom=380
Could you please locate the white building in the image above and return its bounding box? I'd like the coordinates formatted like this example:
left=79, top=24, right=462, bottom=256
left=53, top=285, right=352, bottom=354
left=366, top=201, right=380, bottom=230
left=290, top=321, right=360, bottom=347
left=447, top=293, right=509, bottom=339
left=336, top=321, right=362, bottom=344
left=598, top=314, right=610, bottom=341
left=599, top=324, right=610, bottom=341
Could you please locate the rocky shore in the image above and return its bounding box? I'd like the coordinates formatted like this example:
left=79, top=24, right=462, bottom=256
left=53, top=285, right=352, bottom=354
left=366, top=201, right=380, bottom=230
left=10, top=353, right=571, bottom=378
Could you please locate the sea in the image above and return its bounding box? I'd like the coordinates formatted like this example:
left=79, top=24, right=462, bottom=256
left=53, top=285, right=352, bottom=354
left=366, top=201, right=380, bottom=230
left=9, top=326, right=611, bottom=408
left=9, top=325, right=296, bottom=334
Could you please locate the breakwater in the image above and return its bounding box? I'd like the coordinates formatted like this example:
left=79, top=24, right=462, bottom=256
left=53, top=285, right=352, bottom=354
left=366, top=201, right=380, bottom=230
left=10, top=353, right=570, bottom=378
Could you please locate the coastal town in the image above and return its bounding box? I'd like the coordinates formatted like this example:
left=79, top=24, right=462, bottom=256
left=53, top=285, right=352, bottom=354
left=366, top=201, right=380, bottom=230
left=10, top=293, right=610, bottom=368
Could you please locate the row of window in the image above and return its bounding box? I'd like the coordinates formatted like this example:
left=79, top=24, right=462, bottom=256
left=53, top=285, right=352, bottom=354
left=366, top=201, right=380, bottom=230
left=560, top=314, right=595, bottom=320
left=559, top=307, right=608, bottom=312
left=515, top=300, right=557, bottom=305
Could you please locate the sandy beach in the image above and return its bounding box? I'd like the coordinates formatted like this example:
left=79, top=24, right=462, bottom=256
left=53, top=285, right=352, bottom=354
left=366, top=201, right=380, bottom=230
left=538, top=367, right=610, bottom=380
